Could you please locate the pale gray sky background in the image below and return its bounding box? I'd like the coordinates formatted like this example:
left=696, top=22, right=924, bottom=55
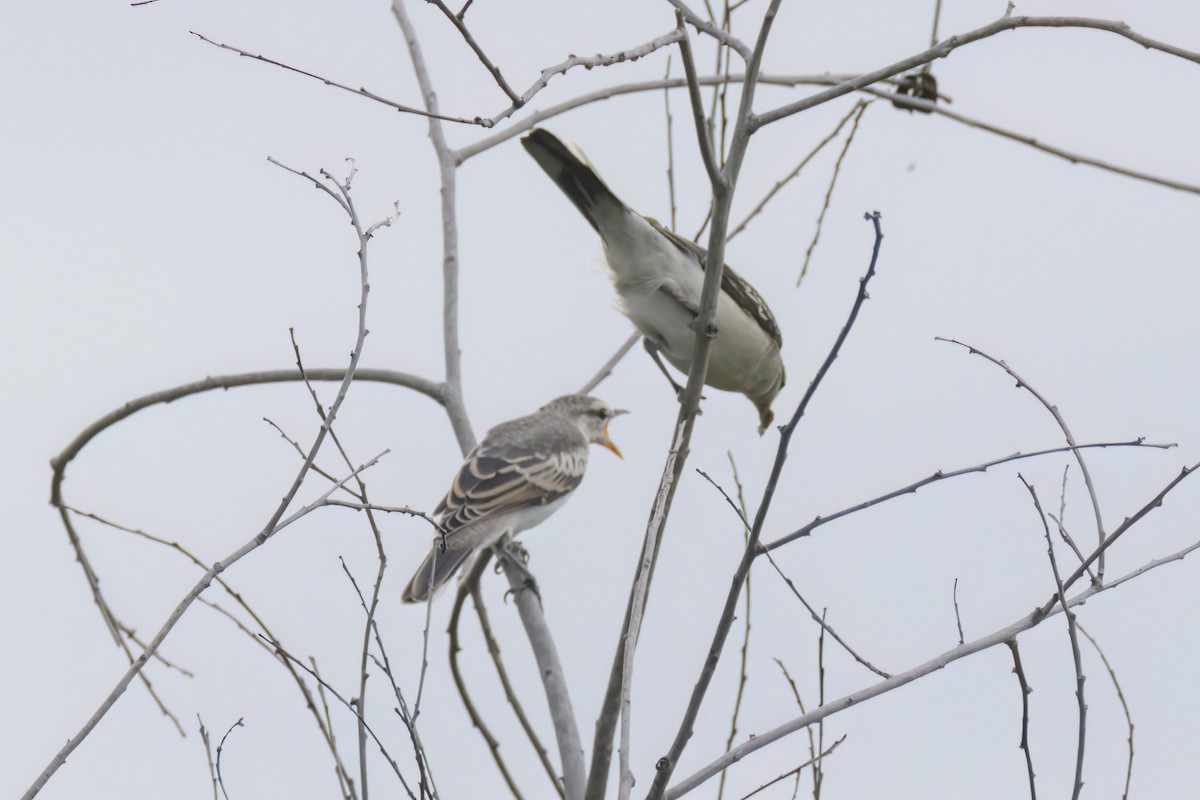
left=4, top=1, right=1200, bottom=798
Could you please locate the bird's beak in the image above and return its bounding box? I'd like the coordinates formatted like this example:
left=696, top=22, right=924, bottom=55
left=598, top=422, right=623, bottom=459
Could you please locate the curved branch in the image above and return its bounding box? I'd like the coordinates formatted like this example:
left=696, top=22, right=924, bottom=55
left=447, top=553, right=525, bottom=800
left=25, top=164, right=387, bottom=800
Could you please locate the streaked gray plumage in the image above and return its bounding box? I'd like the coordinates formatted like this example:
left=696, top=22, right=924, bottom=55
left=521, top=128, right=785, bottom=432
left=400, top=395, right=624, bottom=603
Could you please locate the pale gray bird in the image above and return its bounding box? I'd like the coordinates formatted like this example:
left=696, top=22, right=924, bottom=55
left=400, top=395, right=625, bottom=603
left=521, top=128, right=785, bottom=433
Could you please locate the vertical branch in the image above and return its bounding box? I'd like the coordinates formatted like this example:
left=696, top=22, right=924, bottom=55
left=653, top=212, right=885, bottom=800
left=393, top=4, right=583, bottom=795
left=1006, top=640, right=1037, bottom=800
left=715, top=454, right=753, bottom=800
left=663, top=56, right=678, bottom=232
left=391, top=0, right=476, bottom=455
left=619, top=7, right=787, bottom=799
left=814, top=610, right=826, bottom=800
left=1077, top=624, right=1134, bottom=800
left=23, top=162, right=384, bottom=800
left=472, top=579, right=565, bottom=797
left=1019, top=477, right=1086, bottom=800
left=798, top=101, right=869, bottom=285
left=447, top=554, right=525, bottom=800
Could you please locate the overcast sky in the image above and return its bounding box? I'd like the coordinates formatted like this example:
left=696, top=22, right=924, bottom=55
left=5, top=1, right=1200, bottom=798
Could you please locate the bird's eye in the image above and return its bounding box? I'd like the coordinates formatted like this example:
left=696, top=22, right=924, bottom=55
left=591, top=408, right=607, bottom=419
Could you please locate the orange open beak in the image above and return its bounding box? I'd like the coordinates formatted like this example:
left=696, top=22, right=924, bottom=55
left=598, top=420, right=624, bottom=459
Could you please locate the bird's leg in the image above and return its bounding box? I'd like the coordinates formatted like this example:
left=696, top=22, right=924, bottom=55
left=495, top=538, right=542, bottom=606
left=643, top=336, right=704, bottom=409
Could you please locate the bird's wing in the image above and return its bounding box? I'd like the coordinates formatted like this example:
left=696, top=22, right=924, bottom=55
left=648, top=217, right=784, bottom=349
left=435, top=435, right=586, bottom=537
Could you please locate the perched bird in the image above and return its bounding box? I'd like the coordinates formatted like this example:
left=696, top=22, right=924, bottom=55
left=400, top=394, right=625, bottom=604
left=521, top=128, right=785, bottom=433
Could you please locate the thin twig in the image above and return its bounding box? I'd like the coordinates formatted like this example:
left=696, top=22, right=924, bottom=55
left=665, top=520, right=1200, bottom=797
left=762, top=549, right=891, bottom=678
left=728, top=100, right=866, bottom=241
left=447, top=552, right=524, bottom=800
left=1006, top=640, right=1037, bottom=800
left=937, top=337, right=1108, bottom=578
left=694, top=468, right=891, bottom=679
left=1036, top=463, right=1198, bottom=617
left=215, top=718, right=244, bottom=800
left=676, top=14, right=723, bottom=188
left=25, top=161, right=388, bottom=798
left=666, top=0, right=753, bottom=58
left=772, top=659, right=818, bottom=800
left=192, top=32, right=487, bottom=126
left=472, top=579, right=565, bottom=797
left=198, top=716, right=218, bottom=800
left=715, top=454, right=753, bottom=800
left=1076, top=623, right=1134, bottom=800
left=664, top=55, right=678, bottom=232
left=754, top=15, right=1200, bottom=129
left=651, top=212, right=886, bottom=800
left=264, top=638, right=419, bottom=800
left=798, top=102, right=870, bottom=285
left=578, top=331, right=641, bottom=395
left=735, top=736, right=846, bottom=800
left=765, top=439, right=1172, bottom=552
left=422, top=0, right=520, bottom=103
left=1019, top=476, right=1086, bottom=800
left=952, top=579, right=965, bottom=646
left=628, top=7, right=789, bottom=798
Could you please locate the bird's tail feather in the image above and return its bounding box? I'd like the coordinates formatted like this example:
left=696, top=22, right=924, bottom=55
left=521, top=128, right=628, bottom=236
left=400, top=545, right=475, bottom=604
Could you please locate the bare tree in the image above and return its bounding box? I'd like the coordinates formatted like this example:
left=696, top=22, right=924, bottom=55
left=18, top=2, right=1200, bottom=799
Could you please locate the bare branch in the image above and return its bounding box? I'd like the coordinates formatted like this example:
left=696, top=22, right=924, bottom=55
left=662, top=460, right=1195, bottom=796
left=497, top=548, right=586, bottom=800
left=729, top=100, right=866, bottom=241
left=26, top=161, right=388, bottom=798
left=754, top=15, right=1200, bottom=129
left=578, top=332, right=642, bottom=395
left=651, top=212, right=886, bottom=799
left=447, top=553, right=525, bottom=800
left=735, top=736, right=846, bottom=800
left=486, top=27, right=687, bottom=128
left=676, top=15, right=723, bottom=188
left=883, top=91, right=1200, bottom=196
left=765, top=439, right=1172, bottom=552
left=760, top=549, right=891, bottom=678
left=422, top=0, right=521, bottom=103
left=192, top=32, right=487, bottom=126
left=937, top=337, right=1108, bottom=577
left=798, top=102, right=870, bottom=285
left=1036, top=463, right=1198, bottom=617
left=1018, top=476, right=1086, bottom=800
left=952, top=579, right=964, bottom=646
left=215, top=718, right=244, bottom=800
left=472, top=579, right=565, bottom=797
left=1006, top=640, right=1037, bottom=800
left=665, top=0, right=752, bottom=59
left=197, top=716, right=219, bottom=800
left=264, top=638, right=419, bottom=799
left=1077, top=623, right=1134, bottom=800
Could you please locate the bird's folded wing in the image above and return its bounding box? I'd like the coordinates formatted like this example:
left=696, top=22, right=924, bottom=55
left=648, top=217, right=783, bottom=348
left=435, top=449, right=585, bottom=535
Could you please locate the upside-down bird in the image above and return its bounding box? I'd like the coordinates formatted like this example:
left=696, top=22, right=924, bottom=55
left=521, top=128, right=785, bottom=433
